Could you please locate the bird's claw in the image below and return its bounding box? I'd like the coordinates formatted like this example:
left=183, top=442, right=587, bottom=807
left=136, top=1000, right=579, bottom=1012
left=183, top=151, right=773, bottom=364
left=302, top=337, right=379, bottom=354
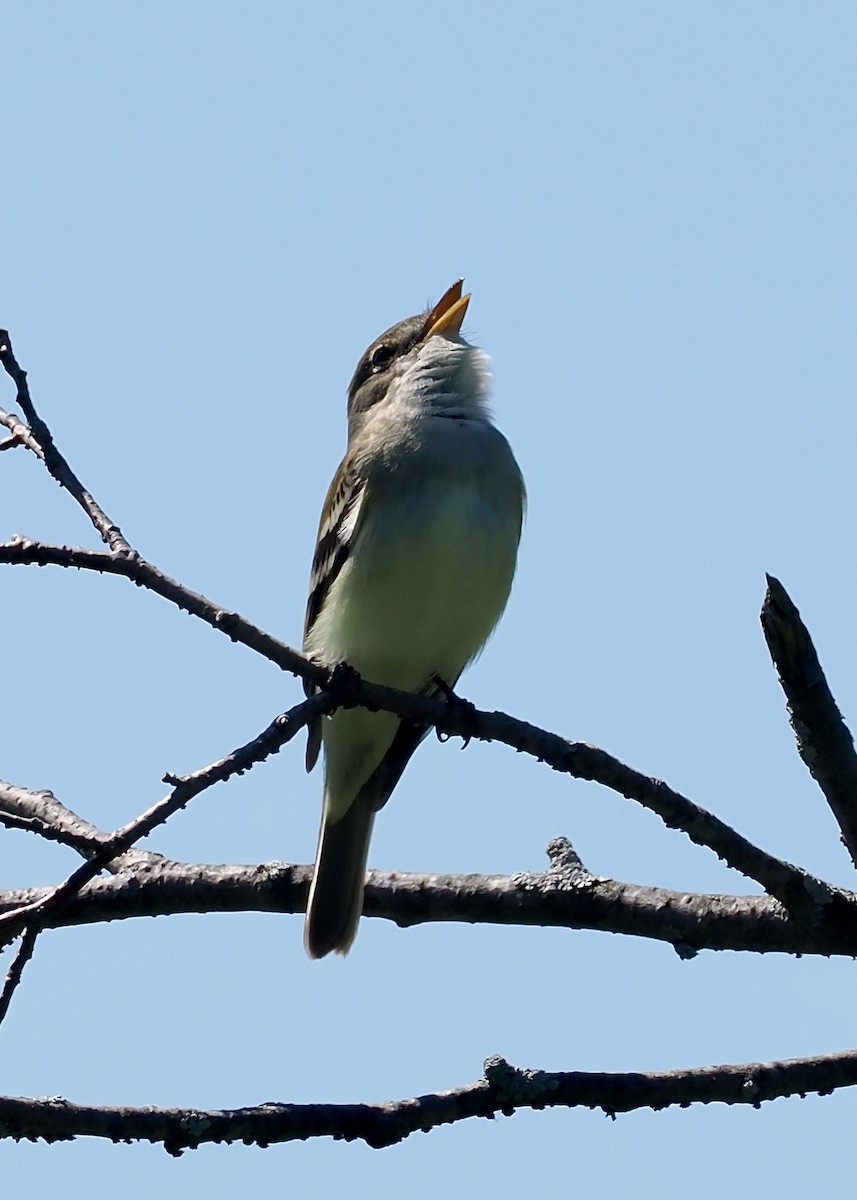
left=323, top=661, right=363, bottom=708
left=432, top=675, right=477, bottom=748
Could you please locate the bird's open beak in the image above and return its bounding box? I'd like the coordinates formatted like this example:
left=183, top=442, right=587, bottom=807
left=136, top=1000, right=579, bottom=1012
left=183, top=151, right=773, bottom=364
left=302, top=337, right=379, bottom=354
left=421, top=279, right=471, bottom=341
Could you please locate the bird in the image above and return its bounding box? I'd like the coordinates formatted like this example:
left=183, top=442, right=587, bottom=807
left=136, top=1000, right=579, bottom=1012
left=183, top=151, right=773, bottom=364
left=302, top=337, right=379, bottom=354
left=302, top=279, right=525, bottom=958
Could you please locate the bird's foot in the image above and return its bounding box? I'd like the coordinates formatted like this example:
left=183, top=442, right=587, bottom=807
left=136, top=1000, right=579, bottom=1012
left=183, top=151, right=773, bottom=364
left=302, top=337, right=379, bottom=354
left=432, top=675, right=478, bottom=748
left=323, top=661, right=363, bottom=709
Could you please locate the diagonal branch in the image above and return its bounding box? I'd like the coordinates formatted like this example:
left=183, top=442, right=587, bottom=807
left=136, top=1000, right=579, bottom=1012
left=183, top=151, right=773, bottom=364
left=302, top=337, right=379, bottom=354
left=0, top=929, right=38, bottom=1025
left=0, top=693, right=332, bottom=945
left=0, top=695, right=333, bottom=1021
left=761, top=575, right=857, bottom=869
left=0, top=535, right=317, bottom=680
left=1, top=1045, right=857, bottom=1151
left=0, top=781, right=158, bottom=869
left=0, top=331, right=134, bottom=554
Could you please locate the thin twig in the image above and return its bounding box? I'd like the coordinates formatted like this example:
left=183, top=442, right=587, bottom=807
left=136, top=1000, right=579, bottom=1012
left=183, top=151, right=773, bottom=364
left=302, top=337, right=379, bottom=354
left=0, top=694, right=331, bottom=949
left=0, top=697, right=327, bottom=1023
left=0, top=331, right=133, bottom=554
left=761, top=575, right=857, bottom=870
left=0, top=929, right=38, bottom=1024
left=0, top=536, right=315, bottom=677
left=1, top=1044, right=856, bottom=1151
left=0, top=781, right=157, bottom=868
left=0, top=407, right=44, bottom=457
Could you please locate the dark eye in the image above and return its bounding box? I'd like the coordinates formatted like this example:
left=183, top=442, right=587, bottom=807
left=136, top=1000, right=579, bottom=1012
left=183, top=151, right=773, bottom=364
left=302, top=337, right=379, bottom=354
left=370, top=343, right=394, bottom=372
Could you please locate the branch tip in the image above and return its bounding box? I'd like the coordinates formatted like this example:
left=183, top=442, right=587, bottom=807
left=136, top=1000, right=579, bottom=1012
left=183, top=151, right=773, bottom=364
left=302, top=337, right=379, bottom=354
left=761, top=576, right=857, bottom=870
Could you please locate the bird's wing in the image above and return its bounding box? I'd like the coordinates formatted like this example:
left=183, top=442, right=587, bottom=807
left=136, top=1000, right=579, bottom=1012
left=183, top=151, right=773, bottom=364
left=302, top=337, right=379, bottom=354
left=303, top=455, right=367, bottom=772
left=352, top=673, right=462, bottom=812
left=304, top=456, right=366, bottom=642
left=353, top=718, right=430, bottom=812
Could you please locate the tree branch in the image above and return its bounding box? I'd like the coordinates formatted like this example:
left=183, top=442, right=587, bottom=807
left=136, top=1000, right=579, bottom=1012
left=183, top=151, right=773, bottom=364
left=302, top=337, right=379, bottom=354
left=0, top=331, right=134, bottom=554
left=0, top=781, right=157, bottom=869
left=0, top=534, right=317, bottom=678
left=2, top=847, right=855, bottom=958
left=0, top=695, right=332, bottom=1022
left=761, top=575, right=857, bottom=869
left=0, top=693, right=331, bottom=942
left=0, top=406, right=44, bottom=457
left=0, top=929, right=37, bottom=1026
left=1, top=1045, right=855, bottom=1151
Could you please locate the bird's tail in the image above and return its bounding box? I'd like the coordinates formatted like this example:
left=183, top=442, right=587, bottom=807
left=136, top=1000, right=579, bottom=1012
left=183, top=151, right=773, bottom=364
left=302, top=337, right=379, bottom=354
left=304, top=794, right=375, bottom=959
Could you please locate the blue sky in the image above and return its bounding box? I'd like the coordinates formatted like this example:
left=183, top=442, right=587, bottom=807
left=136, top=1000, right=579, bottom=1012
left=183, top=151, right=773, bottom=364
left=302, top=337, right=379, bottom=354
left=2, top=2, right=857, bottom=1195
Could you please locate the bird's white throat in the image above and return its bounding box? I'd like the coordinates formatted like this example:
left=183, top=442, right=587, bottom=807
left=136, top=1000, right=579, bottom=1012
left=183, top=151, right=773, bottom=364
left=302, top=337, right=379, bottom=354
left=389, top=337, right=494, bottom=422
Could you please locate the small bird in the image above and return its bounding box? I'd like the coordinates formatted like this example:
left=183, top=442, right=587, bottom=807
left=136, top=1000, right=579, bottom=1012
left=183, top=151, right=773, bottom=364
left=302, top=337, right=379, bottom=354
left=303, top=280, right=525, bottom=958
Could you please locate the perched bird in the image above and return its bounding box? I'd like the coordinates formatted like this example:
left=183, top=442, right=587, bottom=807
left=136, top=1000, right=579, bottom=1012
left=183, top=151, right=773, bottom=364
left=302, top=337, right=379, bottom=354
left=303, top=280, right=525, bottom=958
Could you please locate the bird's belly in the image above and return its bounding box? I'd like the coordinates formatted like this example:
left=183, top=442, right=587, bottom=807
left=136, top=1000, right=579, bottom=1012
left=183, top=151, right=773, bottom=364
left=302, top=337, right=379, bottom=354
left=312, top=477, right=518, bottom=692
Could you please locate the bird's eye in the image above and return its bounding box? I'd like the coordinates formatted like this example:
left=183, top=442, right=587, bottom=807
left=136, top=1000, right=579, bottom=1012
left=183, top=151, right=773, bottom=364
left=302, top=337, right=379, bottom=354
left=370, top=344, right=394, bottom=372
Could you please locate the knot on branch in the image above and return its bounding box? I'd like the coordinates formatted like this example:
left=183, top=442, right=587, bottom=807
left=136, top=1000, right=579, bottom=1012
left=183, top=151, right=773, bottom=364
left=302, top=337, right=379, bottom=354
left=213, top=610, right=241, bottom=638
left=546, top=836, right=589, bottom=876
left=483, top=1056, right=558, bottom=1109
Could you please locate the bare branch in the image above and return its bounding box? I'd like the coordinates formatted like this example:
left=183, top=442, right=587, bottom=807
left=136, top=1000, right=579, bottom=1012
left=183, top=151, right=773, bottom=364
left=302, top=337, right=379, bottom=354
left=0, top=330, right=133, bottom=554
left=0, top=407, right=43, bottom=456
left=0, top=694, right=332, bottom=950
left=0, top=535, right=317, bottom=679
left=0, top=781, right=157, bottom=869
left=0, top=696, right=332, bottom=1035
left=1, top=1045, right=856, bottom=1151
left=2, top=850, right=856, bottom=958
left=0, top=929, right=38, bottom=1024
left=761, top=575, right=857, bottom=869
